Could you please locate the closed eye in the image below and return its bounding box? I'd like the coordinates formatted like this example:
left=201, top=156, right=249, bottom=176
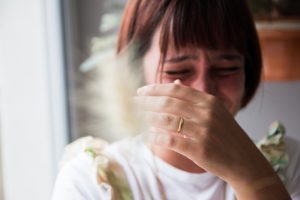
left=164, top=69, right=192, bottom=75
left=213, top=66, right=241, bottom=76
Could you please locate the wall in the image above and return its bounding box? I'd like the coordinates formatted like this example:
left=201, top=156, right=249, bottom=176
left=64, top=0, right=127, bottom=140
left=236, top=81, right=300, bottom=141
left=0, top=130, right=3, bottom=199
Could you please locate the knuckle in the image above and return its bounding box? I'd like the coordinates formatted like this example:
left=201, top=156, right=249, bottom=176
left=166, top=135, right=176, bottom=147
left=162, top=114, right=174, bottom=126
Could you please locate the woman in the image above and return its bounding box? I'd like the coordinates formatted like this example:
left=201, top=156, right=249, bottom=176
left=53, top=0, right=300, bottom=199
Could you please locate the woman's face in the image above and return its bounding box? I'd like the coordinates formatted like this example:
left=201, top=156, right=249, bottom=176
left=143, top=29, right=245, bottom=115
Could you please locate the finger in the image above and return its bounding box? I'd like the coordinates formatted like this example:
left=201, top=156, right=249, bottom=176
left=142, top=129, right=197, bottom=155
left=135, top=95, right=215, bottom=124
left=134, top=96, right=199, bottom=119
left=143, top=111, right=204, bottom=138
left=137, top=83, right=217, bottom=106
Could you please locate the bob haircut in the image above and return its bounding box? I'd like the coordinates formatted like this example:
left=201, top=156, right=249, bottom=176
left=117, top=0, right=262, bottom=107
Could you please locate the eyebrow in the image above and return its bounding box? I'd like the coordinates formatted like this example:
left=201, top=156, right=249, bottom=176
left=164, top=53, right=243, bottom=64
left=216, top=54, right=243, bottom=62
left=164, top=55, right=199, bottom=63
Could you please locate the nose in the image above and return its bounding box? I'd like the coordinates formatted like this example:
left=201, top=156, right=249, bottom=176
left=192, top=69, right=217, bottom=96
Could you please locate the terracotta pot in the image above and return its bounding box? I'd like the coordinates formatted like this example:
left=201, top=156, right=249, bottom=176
left=257, top=20, right=300, bottom=81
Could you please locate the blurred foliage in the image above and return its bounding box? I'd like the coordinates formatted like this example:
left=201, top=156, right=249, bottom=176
left=247, top=0, right=300, bottom=18
left=272, top=0, right=300, bottom=16
left=247, top=0, right=273, bottom=17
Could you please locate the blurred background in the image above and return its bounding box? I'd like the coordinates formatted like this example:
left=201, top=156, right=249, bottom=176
left=0, top=0, right=299, bottom=199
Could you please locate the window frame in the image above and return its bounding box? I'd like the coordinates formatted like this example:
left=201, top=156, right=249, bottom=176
left=0, top=0, right=68, bottom=199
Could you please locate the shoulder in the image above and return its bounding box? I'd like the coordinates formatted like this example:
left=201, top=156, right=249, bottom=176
left=52, top=137, right=140, bottom=200
left=52, top=153, right=102, bottom=200
left=284, top=137, right=300, bottom=199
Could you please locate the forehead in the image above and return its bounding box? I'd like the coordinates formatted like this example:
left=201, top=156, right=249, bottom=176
left=165, top=47, right=243, bottom=58
left=151, top=26, right=243, bottom=60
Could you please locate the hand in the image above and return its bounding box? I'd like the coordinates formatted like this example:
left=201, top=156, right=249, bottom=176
left=135, top=82, right=290, bottom=199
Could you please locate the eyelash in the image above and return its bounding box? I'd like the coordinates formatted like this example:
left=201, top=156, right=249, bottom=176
left=213, top=66, right=241, bottom=76
left=162, top=66, right=241, bottom=81
left=164, top=69, right=191, bottom=75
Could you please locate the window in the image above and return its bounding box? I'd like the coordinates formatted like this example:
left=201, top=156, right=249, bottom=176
left=62, top=0, right=127, bottom=142
left=0, top=0, right=67, bottom=199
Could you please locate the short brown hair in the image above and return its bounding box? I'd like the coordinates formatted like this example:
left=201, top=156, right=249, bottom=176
left=117, top=0, right=262, bottom=107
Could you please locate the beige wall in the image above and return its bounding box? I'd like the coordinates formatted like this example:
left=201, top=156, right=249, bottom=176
left=0, top=133, right=3, bottom=200
left=236, top=81, right=300, bottom=141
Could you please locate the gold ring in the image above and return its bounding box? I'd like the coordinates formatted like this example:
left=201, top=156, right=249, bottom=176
left=177, top=117, right=184, bottom=133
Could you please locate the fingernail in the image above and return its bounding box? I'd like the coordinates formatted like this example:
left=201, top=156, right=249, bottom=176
left=174, top=79, right=182, bottom=85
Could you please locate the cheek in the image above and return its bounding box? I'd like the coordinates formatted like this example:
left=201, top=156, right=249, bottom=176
left=218, top=73, right=245, bottom=114
left=143, top=54, right=160, bottom=85
left=143, top=64, right=156, bottom=84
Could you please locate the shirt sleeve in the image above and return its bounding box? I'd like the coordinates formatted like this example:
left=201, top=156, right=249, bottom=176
left=285, top=137, right=300, bottom=200
left=51, top=153, right=104, bottom=200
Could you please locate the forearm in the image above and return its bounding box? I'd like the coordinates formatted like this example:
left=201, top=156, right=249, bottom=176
left=229, top=172, right=291, bottom=200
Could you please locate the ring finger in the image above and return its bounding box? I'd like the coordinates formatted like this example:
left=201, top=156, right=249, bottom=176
left=144, top=111, right=201, bottom=139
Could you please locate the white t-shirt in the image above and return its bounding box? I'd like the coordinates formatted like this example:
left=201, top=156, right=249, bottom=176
left=52, top=136, right=300, bottom=200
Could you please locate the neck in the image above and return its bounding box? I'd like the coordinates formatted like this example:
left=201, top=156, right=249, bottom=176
left=150, top=145, right=206, bottom=173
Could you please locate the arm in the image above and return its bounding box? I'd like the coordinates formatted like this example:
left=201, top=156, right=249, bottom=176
left=136, top=82, right=291, bottom=200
